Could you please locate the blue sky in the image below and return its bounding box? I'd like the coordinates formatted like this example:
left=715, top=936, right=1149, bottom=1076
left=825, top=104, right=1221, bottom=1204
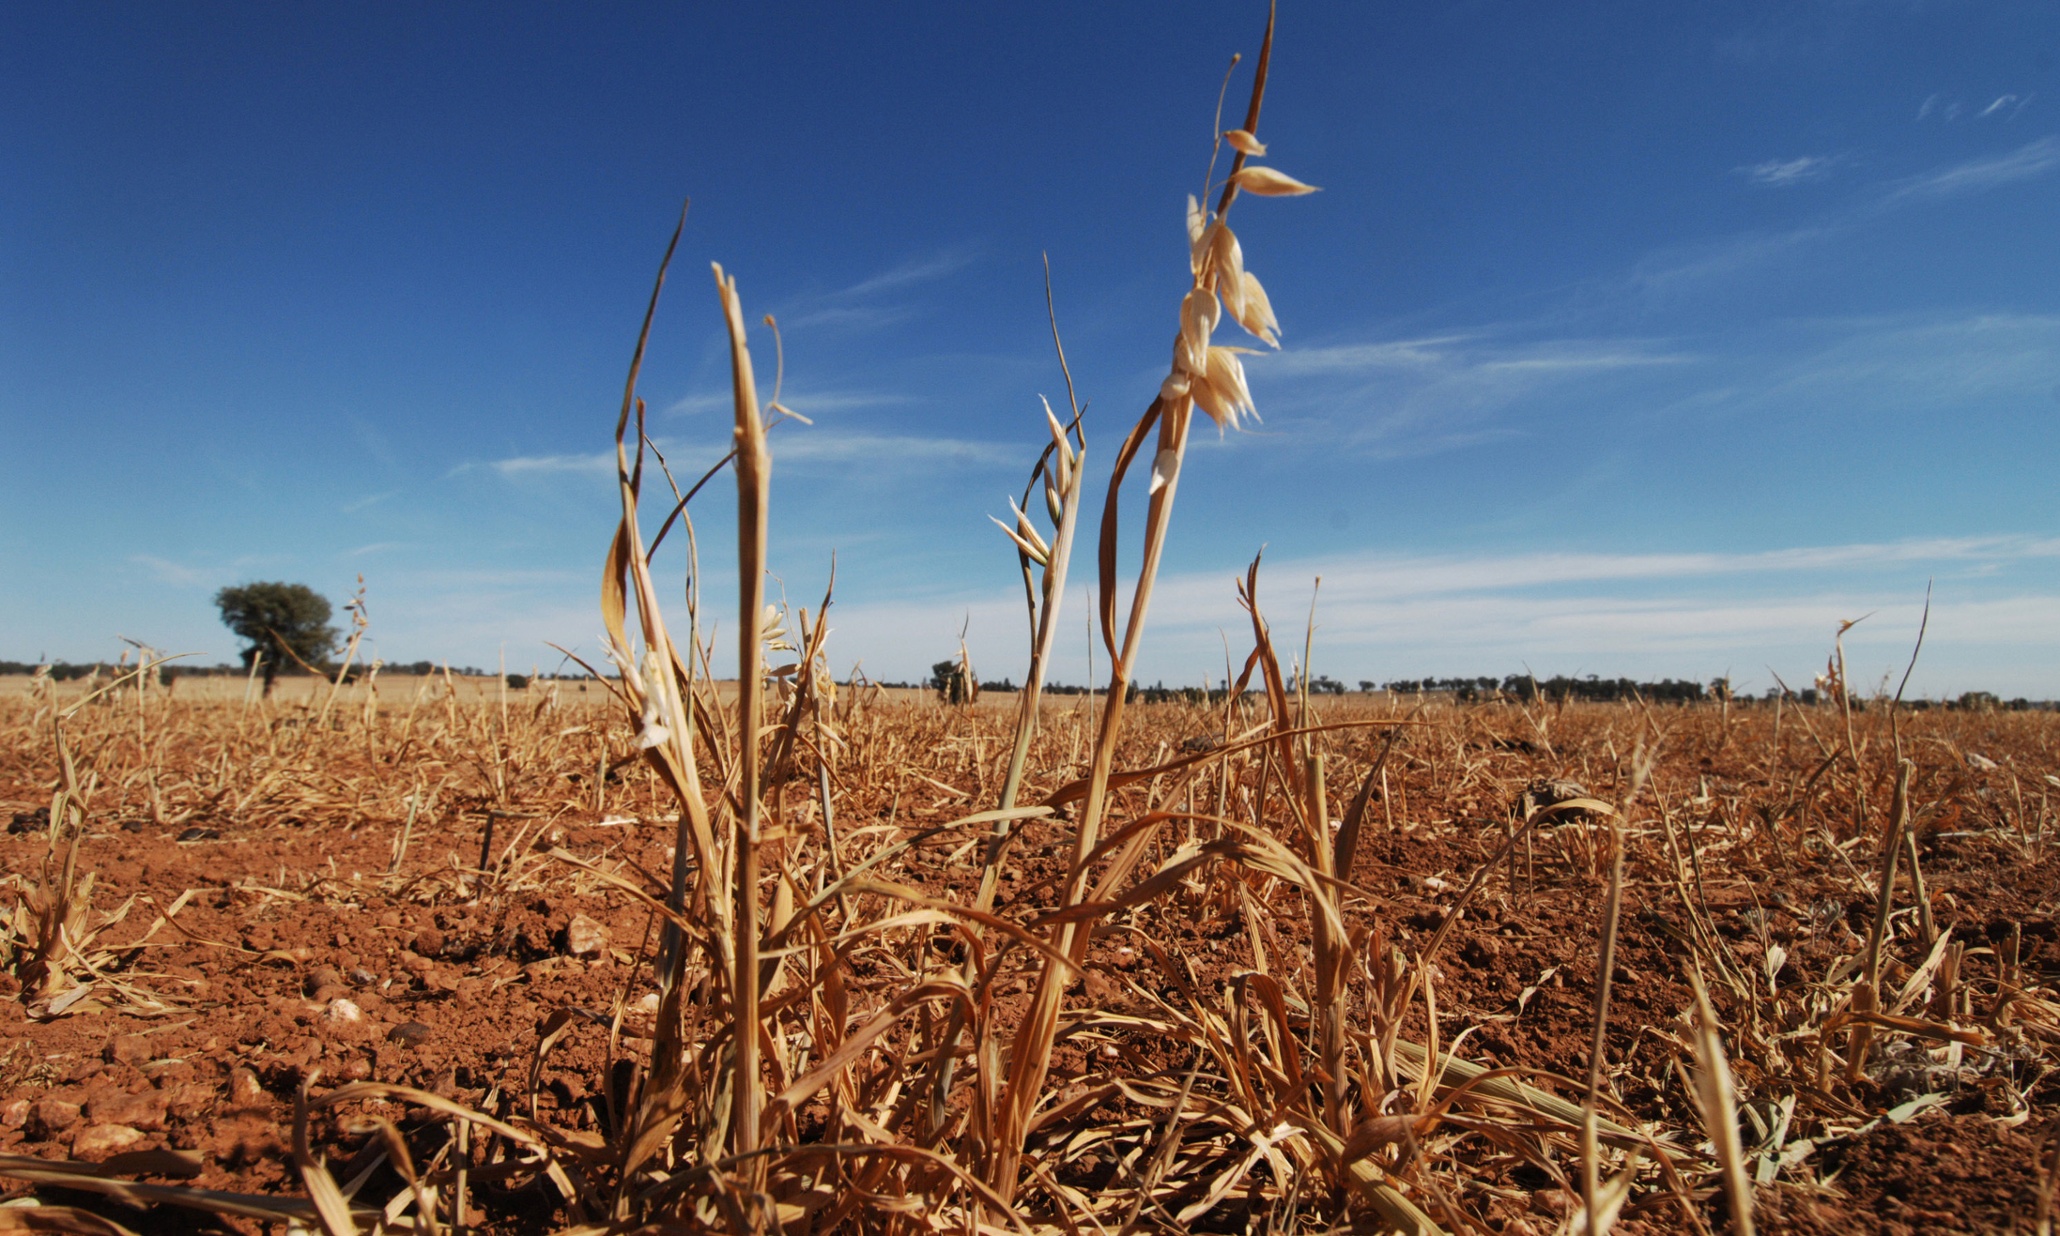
left=3, top=3, right=2056, bottom=696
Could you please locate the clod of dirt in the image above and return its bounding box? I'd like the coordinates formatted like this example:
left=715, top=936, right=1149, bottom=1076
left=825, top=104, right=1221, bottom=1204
left=7, top=809, right=46, bottom=835
left=85, top=1092, right=165, bottom=1132
left=412, top=925, right=445, bottom=955
left=174, top=826, right=219, bottom=843
left=387, top=1021, right=433, bottom=1047
left=28, top=1100, right=82, bottom=1140
left=564, top=913, right=609, bottom=957
left=103, top=1034, right=152, bottom=1065
left=72, top=1124, right=145, bottom=1159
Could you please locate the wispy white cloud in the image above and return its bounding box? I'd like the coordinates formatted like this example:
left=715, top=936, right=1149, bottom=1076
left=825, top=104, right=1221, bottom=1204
left=1885, top=136, right=2060, bottom=201
left=342, top=491, right=394, bottom=514
left=1977, top=93, right=2033, bottom=120
left=344, top=542, right=408, bottom=558
left=131, top=554, right=215, bottom=587
left=474, top=452, right=618, bottom=478
left=826, top=535, right=2060, bottom=695
left=1251, top=335, right=1689, bottom=380
left=775, top=247, right=979, bottom=333
left=836, top=250, right=977, bottom=300
left=665, top=388, right=909, bottom=418
left=772, top=431, right=1018, bottom=469
left=472, top=429, right=1020, bottom=481
left=1624, top=224, right=1830, bottom=295
left=1679, top=312, right=2060, bottom=417
left=1244, top=333, right=1696, bottom=459
left=1740, top=154, right=1840, bottom=186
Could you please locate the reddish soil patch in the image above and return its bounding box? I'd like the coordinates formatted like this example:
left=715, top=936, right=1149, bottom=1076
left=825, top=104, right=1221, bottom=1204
left=2, top=687, right=2056, bottom=1232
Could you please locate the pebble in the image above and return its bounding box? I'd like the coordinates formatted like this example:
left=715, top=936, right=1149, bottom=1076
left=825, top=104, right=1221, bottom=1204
left=324, top=998, right=365, bottom=1024
left=387, top=1021, right=433, bottom=1047
left=0, top=1099, right=28, bottom=1130
left=228, top=1067, right=267, bottom=1107
left=174, top=827, right=220, bottom=843
left=72, top=1124, right=146, bottom=1159
left=564, top=914, right=609, bottom=957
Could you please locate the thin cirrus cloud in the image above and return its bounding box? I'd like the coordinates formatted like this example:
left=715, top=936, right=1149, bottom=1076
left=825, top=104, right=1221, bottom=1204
left=665, top=388, right=910, bottom=418
left=1919, top=94, right=2033, bottom=123
left=1884, top=135, right=2060, bottom=202
left=816, top=534, right=2060, bottom=693
left=473, top=429, right=1022, bottom=479
left=1243, top=334, right=1698, bottom=458
left=1739, top=154, right=1841, bottom=186
left=1635, top=138, right=2060, bottom=295
left=775, top=247, right=980, bottom=334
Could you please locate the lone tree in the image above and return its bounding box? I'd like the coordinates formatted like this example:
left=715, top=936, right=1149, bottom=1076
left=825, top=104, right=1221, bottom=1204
left=214, top=581, right=338, bottom=696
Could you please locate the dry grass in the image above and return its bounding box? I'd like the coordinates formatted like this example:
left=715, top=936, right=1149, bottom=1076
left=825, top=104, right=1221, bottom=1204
left=4, top=9, right=2060, bottom=1234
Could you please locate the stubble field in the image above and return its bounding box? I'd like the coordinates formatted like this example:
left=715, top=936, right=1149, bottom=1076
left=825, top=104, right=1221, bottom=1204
left=2, top=674, right=2055, bottom=1234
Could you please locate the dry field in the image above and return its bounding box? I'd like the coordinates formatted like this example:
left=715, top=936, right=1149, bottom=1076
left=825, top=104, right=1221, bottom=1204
left=5, top=14, right=2058, bottom=1233
left=3, top=675, right=2056, bottom=1235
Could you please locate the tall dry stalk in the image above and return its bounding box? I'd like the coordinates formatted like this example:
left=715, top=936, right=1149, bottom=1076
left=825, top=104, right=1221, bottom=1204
left=991, top=3, right=1317, bottom=1197
left=714, top=260, right=772, bottom=1159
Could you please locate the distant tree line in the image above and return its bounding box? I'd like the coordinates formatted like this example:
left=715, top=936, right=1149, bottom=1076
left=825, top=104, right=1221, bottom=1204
left=6, top=655, right=2049, bottom=713
left=1380, top=674, right=1719, bottom=703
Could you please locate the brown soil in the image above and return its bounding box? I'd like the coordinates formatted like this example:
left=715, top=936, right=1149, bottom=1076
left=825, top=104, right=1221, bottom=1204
left=2, top=683, right=2056, bottom=1232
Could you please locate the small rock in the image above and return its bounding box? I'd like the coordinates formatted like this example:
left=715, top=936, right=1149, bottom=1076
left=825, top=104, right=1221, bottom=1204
left=174, top=826, right=219, bottom=843
left=631, top=992, right=661, bottom=1015
left=324, top=998, right=365, bottom=1024
left=85, top=1091, right=166, bottom=1132
left=72, top=1124, right=145, bottom=1159
left=303, top=967, right=343, bottom=997
left=104, top=1034, right=153, bottom=1065
left=563, top=914, right=609, bottom=957
left=387, top=1021, right=433, bottom=1047
left=119, top=819, right=146, bottom=833
left=340, top=1057, right=373, bottom=1082
left=165, top=1084, right=214, bottom=1120
left=1531, top=1188, right=1574, bottom=1219
left=0, top=1098, right=29, bottom=1130
left=227, top=1067, right=267, bottom=1108
left=28, top=1099, right=82, bottom=1139
left=348, top=968, right=379, bottom=987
